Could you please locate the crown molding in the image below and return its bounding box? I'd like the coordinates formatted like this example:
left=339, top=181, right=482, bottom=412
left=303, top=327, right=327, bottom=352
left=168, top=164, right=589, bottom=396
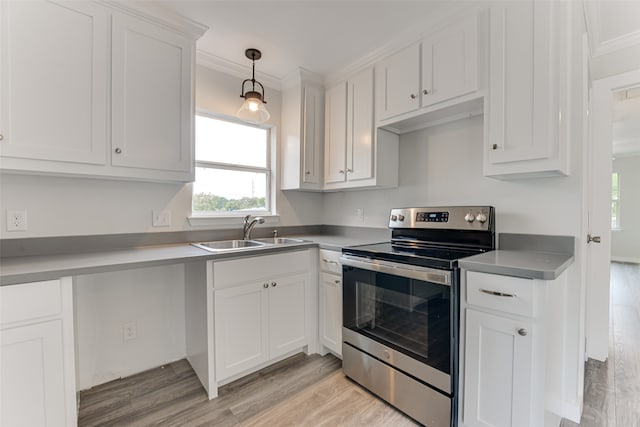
left=281, top=67, right=324, bottom=89
left=196, top=50, right=282, bottom=90
left=584, top=1, right=640, bottom=58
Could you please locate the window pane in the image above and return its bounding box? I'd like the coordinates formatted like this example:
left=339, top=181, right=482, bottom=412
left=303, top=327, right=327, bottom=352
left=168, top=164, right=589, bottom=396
left=612, top=172, right=619, bottom=200
left=193, top=167, right=267, bottom=213
left=195, top=115, right=267, bottom=167
left=611, top=201, right=618, bottom=229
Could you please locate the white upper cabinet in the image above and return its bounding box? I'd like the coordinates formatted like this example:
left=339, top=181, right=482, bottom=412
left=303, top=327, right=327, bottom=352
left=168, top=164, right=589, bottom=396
left=111, top=12, right=192, bottom=175
left=484, top=1, right=570, bottom=179
left=0, top=0, right=108, bottom=165
left=0, top=1, right=204, bottom=182
left=324, top=67, right=397, bottom=190
left=376, top=12, right=480, bottom=125
left=376, top=43, right=421, bottom=121
left=422, top=13, right=479, bottom=107
left=281, top=70, right=324, bottom=190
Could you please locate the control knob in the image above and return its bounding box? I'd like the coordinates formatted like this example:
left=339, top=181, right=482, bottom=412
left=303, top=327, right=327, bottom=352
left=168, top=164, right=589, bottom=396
left=391, top=215, right=398, bottom=221
left=476, top=213, right=487, bottom=223
left=397, top=214, right=405, bottom=221
left=464, top=213, right=475, bottom=223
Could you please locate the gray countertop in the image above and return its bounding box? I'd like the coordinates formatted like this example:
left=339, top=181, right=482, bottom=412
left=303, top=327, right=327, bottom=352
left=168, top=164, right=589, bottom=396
left=459, top=249, right=574, bottom=280
left=0, top=234, right=381, bottom=286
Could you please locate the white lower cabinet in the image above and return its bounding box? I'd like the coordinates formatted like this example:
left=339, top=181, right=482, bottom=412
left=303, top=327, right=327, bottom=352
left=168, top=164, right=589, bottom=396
left=462, top=270, right=547, bottom=427
left=212, top=250, right=315, bottom=383
left=0, top=279, right=76, bottom=427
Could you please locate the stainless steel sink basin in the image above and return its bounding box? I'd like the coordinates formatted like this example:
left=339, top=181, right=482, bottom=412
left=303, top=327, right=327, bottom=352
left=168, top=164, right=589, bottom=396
left=251, top=237, right=307, bottom=245
left=193, top=239, right=267, bottom=252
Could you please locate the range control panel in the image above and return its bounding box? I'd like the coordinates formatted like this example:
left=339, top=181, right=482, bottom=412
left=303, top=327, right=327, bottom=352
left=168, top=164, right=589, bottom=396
left=389, top=206, right=494, bottom=230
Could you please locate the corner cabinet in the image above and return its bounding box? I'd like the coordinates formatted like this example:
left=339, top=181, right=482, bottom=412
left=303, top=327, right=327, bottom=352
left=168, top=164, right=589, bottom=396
left=212, top=250, right=316, bottom=383
left=324, top=67, right=398, bottom=190
left=281, top=70, right=324, bottom=190
left=0, top=0, right=204, bottom=182
left=484, top=1, right=570, bottom=179
left=0, top=279, right=76, bottom=427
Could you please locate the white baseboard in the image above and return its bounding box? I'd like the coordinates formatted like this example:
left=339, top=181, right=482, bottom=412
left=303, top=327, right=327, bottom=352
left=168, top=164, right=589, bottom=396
left=611, top=256, right=640, bottom=264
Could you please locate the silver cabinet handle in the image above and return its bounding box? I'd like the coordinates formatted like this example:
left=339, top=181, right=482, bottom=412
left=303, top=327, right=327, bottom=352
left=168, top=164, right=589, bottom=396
left=409, top=94, right=416, bottom=99
left=518, top=328, right=528, bottom=336
left=114, top=148, right=122, bottom=154
left=347, top=169, right=353, bottom=173
left=492, top=144, right=498, bottom=150
left=305, top=171, right=310, bottom=175
left=480, top=289, right=516, bottom=298
left=263, top=283, right=269, bottom=289
left=334, top=279, right=341, bottom=285
left=339, top=170, right=345, bottom=174
left=423, top=89, right=429, bottom=95
left=587, top=234, right=601, bottom=244
left=271, top=281, right=277, bottom=287
left=0, top=134, right=4, bottom=141
left=322, top=259, right=338, bottom=264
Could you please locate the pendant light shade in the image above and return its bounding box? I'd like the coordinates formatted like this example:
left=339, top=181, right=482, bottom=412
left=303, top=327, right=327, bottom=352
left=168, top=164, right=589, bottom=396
left=238, top=48, right=270, bottom=124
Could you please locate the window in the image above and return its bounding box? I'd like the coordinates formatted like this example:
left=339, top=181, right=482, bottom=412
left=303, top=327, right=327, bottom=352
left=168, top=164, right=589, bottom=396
left=612, top=172, right=620, bottom=229
left=193, top=114, right=271, bottom=215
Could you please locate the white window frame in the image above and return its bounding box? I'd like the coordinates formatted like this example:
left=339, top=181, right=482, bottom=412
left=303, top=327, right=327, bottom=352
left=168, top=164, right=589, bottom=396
left=612, top=171, right=620, bottom=230
left=188, top=112, right=278, bottom=226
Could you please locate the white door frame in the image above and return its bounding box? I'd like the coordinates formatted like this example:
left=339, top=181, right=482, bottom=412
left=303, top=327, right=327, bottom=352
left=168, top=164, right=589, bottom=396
left=586, top=68, right=640, bottom=360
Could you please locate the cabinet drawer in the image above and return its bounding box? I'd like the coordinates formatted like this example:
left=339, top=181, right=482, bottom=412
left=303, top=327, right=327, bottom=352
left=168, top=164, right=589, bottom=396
left=466, top=271, right=534, bottom=317
left=319, top=249, right=342, bottom=274
left=0, top=280, right=62, bottom=326
left=214, top=250, right=310, bottom=288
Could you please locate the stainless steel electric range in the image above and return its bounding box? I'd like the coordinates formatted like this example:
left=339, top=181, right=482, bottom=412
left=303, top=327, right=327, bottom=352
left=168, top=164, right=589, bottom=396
left=340, top=206, right=495, bottom=427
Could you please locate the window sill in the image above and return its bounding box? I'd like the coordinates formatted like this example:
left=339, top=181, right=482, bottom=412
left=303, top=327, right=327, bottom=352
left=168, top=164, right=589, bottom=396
left=187, top=213, right=281, bottom=228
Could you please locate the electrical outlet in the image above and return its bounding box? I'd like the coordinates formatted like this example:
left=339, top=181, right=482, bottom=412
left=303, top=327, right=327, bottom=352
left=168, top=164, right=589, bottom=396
left=123, top=321, right=137, bottom=341
left=152, top=210, right=171, bottom=227
left=356, top=208, right=364, bottom=222
left=6, top=210, right=27, bottom=231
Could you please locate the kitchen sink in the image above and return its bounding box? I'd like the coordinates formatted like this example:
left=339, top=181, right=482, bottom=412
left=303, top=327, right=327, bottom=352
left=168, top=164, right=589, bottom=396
left=251, top=237, right=307, bottom=245
left=192, top=239, right=267, bottom=252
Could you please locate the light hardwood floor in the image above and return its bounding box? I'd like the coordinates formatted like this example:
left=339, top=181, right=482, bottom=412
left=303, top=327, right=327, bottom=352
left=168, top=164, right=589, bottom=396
left=78, top=352, right=418, bottom=426
left=562, top=262, right=640, bottom=427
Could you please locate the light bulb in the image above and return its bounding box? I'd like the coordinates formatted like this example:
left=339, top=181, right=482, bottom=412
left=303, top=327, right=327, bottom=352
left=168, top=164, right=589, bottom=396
left=248, top=100, right=260, bottom=112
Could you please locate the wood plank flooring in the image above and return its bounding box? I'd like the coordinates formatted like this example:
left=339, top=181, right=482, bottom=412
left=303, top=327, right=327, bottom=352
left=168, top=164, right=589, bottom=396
left=562, top=262, right=640, bottom=427
left=78, top=352, right=418, bottom=426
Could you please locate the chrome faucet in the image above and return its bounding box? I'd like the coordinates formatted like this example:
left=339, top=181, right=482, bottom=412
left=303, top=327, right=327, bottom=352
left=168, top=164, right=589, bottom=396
left=243, top=215, right=264, bottom=240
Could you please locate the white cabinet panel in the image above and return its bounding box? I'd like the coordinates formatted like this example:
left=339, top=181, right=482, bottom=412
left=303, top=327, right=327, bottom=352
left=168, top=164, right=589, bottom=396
left=214, top=282, right=269, bottom=381
left=268, top=274, right=307, bottom=358
left=0, top=0, right=108, bottom=164
left=464, top=309, right=533, bottom=427
left=422, top=13, right=478, bottom=107
left=319, top=272, right=342, bottom=357
left=377, top=43, right=421, bottom=120
left=111, top=12, right=192, bottom=173
left=347, top=67, right=374, bottom=182
left=1, top=321, right=68, bottom=427
left=324, top=82, right=348, bottom=184
left=302, top=85, right=323, bottom=185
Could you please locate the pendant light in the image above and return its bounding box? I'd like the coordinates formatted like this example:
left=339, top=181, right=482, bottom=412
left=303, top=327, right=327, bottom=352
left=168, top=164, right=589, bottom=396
left=238, top=48, right=270, bottom=124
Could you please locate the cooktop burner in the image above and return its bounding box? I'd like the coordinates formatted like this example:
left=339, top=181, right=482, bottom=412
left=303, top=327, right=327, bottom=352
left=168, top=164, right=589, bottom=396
left=342, top=242, right=486, bottom=270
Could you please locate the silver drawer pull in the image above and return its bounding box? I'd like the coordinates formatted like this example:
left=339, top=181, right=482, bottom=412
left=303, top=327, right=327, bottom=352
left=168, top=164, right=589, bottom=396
left=480, top=289, right=516, bottom=298
left=322, top=259, right=338, bottom=264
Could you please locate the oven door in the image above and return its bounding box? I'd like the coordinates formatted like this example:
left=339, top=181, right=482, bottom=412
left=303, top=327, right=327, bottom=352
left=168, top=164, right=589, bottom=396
left=341, top=255, right=455, bottom=393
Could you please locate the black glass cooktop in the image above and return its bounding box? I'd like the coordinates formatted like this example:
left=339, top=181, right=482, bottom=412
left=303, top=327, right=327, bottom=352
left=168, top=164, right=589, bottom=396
left=342, top=242, right=486, bottom=270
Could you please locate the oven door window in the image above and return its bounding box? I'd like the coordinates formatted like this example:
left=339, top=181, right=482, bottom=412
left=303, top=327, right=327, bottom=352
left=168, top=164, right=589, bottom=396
left=343, top=266, right=451, bottom=375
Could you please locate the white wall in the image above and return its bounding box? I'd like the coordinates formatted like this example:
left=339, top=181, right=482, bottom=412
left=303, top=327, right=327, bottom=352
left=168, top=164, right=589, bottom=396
left=612, top=155, right=640, bottom=263
left=74, top=265, right=186, bottom=389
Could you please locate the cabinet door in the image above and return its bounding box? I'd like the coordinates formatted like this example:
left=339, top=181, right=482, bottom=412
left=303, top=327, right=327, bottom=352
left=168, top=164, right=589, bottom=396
left=347, top=67, right=374, bottom=182
left=0, top=0, right=107, bottom=164
left=463, top=309, right=533, bottom=427
left=1, top=321, right=70, bottom=426
left=377, top=43, right=420, bottom=120
left=268, top=274, right=308, bottom=359
left=319, top=272, right=342, bottom=356
left=302, top=85, right=323, bottom=185
left=111, top=12, right=192, bottom=173
left=422, top=13, right=478, bottom=107
left=214, top=282, right=269, bottom=381
left=486, top=2, right=558, bottom=166
left=324, top=82, right=347, bottom=184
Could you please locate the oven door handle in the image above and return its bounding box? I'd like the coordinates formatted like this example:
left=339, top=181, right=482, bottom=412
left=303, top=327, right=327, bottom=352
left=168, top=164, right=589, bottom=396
left=340, top=255, right=451, bottom=286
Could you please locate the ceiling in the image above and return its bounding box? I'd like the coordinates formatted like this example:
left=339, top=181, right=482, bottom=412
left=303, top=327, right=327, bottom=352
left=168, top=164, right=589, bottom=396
left=155, top=1, right=447, bottom=83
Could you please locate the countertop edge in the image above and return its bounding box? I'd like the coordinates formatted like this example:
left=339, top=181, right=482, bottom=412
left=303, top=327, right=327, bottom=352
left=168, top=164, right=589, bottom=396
left=459, top=251, right=575, bottom=280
